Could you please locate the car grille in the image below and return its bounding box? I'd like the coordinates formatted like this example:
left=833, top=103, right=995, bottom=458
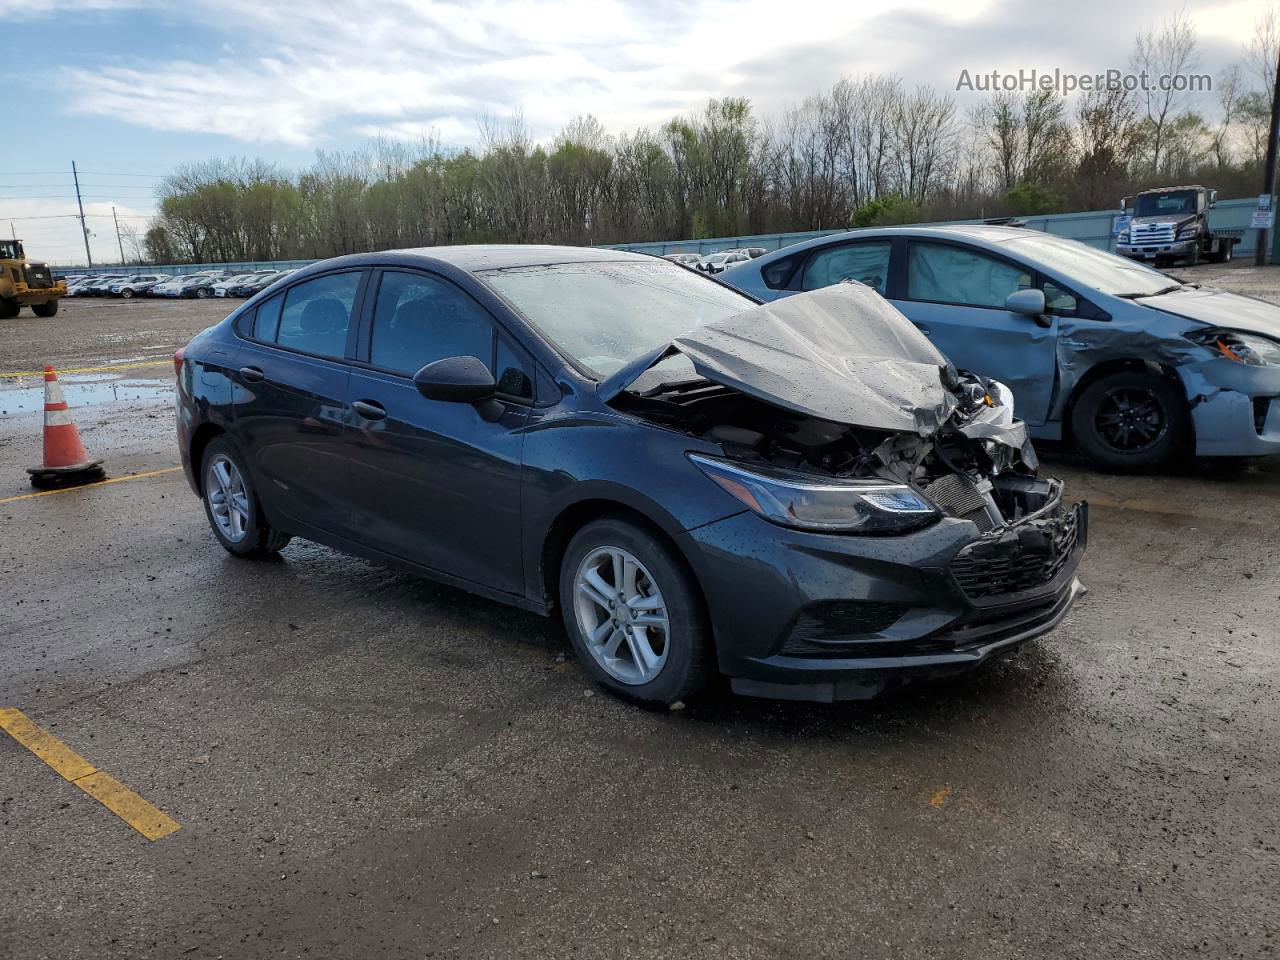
left=950, top=505, right=1082, bottom=600
left=23, top=264, right=54, bottom=289
left=1130, top=223, right=1176, bottom=245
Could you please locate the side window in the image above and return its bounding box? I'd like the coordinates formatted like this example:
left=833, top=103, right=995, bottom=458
left=802, top=241, right=891, bottom=294
left=370, top=271, right=496, bottom=376
left=495, top=337, right=534, bottom=400
left=251, top=292, right=283, bottom=341
left=907, top=242, right=1032, bottom=308
left=276, top=272, right=361, bottom=358
left=1042, top=280, right=1078, bottom=315
left=762, top=253, right=802, bottom=290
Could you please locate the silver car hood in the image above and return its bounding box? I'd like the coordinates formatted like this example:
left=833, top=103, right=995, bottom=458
left=1144, top=286, right=1280, bottom=340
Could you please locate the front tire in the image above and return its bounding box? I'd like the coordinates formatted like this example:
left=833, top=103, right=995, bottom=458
left=196, top=286, right=212, bottom=299
left=0, top=298, right=18, bottom=319
left=559, top=516, right=711, bottom=704
left=1071, top=370, right=1187, bottom=471
left=200, top=436, right=291, bottom=558
left=32, top=300, right=58, bottom=318
left=121, top=288, right=135, bottom=299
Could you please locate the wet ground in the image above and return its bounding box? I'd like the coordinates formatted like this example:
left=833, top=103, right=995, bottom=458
left=1, top=280, right=1278, bottom=959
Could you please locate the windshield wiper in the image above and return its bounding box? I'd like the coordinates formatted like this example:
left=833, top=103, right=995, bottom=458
left=1116, top=284, right=1183, bottom=299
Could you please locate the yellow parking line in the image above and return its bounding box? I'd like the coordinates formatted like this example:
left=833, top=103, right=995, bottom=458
left=0, top=359, right=173, bottom=379
left=0, top=466, right=183, bottom=505
left=0, top=708, right=180, bottom=841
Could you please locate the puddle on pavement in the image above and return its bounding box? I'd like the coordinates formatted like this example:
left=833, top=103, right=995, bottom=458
left=0, top=375, right=174, bottom=416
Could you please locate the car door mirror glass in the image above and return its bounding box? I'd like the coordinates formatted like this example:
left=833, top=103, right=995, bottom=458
left=1005, top=288, right=1046, bottom=316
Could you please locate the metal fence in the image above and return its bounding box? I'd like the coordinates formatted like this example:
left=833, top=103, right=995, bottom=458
left=54, top=198, right=1274, bottom=277
left=600, top=197, right=1268, bottom=259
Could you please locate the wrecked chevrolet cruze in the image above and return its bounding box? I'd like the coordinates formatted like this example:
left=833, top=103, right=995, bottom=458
left=177, top=247, right=1086, bottom=705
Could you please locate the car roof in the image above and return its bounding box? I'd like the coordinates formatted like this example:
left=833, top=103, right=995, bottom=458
left=304, top=244, right=653, bottom=275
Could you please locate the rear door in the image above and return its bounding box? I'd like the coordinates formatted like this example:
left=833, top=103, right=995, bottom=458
left=231, top=269, right=368, bottom=537
left=891, top=239, right=1058, bottom=426
left=343, top=268, right=532, bottom=595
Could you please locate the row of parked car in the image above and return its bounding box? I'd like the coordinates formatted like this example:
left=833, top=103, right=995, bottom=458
left=65, top=269, right=297, bottom=300
left=664, top=247, right=768, bottom=274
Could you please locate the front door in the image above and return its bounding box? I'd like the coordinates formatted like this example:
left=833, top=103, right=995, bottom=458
left=892, top=239, right=1059, bottom=426
left=343, top=269, right=532, bottom=596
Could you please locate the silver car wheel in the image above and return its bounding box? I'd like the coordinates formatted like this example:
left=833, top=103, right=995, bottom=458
left=573, top=546, right=670, bottom=685
left=205, top=453, right=250, bottom=543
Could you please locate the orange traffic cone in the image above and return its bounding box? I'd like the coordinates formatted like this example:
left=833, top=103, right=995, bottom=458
left=25, top=365, right=105, bottom=489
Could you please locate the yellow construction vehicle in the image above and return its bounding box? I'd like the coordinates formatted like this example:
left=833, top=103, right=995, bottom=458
left=1, top=239, right=67, bottom=318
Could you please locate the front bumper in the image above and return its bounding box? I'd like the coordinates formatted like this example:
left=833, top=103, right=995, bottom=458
left=678, top=494, right=1087, bottom=702
left=1116, top=240, right=1195, bottom=260
left=1178, top=357, right=1280, bottom=456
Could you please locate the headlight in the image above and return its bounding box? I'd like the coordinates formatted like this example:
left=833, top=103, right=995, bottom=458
left=1118, top=230, right=1130, bottom=242
left=688, top=454, right=938, bottom=534
left=1189, top=328, right=1280, bottom=366
left=1177, top=226, right=1200, bottom=240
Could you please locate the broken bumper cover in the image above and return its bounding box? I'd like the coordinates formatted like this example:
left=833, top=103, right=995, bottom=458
left=678, top=500, right=1087, bottom=702
left=1179, top=358, right=1280, bottom=456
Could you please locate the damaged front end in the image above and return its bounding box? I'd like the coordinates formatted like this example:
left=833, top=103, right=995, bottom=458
left=600, top=284, right=1087, bottom=699
left=603, top=283, right=1079, bottom=542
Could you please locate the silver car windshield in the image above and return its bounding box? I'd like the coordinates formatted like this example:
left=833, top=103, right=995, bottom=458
left=1003, top=233, right=1177, bottom=298
left=481, top=259, right=752, bottom=377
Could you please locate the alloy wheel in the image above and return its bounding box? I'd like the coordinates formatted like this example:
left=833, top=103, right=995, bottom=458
left=573, top=546, right=670, bottom=685
left=205, top=453, right=250, bottom=543
left=1094, top=387, right=1167, bottom=452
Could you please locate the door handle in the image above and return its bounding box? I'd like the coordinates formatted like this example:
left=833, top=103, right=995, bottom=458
left=914, top=323, right=931, bottom=335
left=351, top=399, right=387, bottom=421
left=238, top=366, right=265, bottom=383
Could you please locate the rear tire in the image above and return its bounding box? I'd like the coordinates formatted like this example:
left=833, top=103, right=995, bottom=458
left=1213, top=242, right=1233, bottom=264
left=1071, top=370, right=1187, bottom=471
left=32, top=300, right=58, bottom=318
left=196, top=286, right=212, bottom=299
left=559, top=516, right=711, bottom=705
left=200, top=436, right=292, bottom=558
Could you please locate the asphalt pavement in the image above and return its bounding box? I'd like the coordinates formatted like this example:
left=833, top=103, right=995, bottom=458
left=1, top=282, right=1277, bottom=960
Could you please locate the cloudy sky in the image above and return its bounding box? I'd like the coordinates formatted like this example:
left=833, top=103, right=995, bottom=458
left=1, top=0, right=1273, bottom=262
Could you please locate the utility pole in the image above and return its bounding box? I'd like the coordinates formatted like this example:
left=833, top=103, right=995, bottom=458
left=72, top=160, right=93, bottom=267
left=112, top=206, right=126, bottom=265
left=1256, top=48, right=1280, bottom=266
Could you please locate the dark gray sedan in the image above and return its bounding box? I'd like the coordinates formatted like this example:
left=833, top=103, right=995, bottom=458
left=175, top=246, right=1084, bottom=704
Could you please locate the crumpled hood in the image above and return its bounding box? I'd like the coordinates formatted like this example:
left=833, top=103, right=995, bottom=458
left=605, top=283, right=962, bottom=435
left=1143, top=286, right=1280, bottom=340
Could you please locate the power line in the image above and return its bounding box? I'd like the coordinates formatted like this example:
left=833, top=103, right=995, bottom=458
left=0, top=170, right=166, bottom=178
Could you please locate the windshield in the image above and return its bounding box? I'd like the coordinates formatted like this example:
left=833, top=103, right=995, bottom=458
left=1003, top=233, right=1178, bottom=298
left=481, top=259, right=753, bottom=377
left=1134, top=191, right=1197, bottom=218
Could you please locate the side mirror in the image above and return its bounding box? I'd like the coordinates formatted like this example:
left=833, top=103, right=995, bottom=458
left=1119, top=196, right=1131, bottom=212
left=413, top=356, right=504, bottom=420
left=1208, top=190, right=1218, bottom=209
left=1006, top=288, right=1047, bottom=319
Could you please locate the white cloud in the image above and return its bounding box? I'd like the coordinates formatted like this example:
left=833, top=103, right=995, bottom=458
left=47, top=0, right=1280, bottom=152
left=4, top=198, right=155, bottom=267
left=57, top=0, right=988, bottom=148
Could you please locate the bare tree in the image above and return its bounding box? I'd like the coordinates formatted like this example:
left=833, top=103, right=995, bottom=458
left=1129, top=10, right=1200, bottom=174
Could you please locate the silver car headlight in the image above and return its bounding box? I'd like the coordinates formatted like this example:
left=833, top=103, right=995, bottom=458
left=1189, top=328, right=1280, bottom=366
left=688, top=454, right=938, bottom=534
